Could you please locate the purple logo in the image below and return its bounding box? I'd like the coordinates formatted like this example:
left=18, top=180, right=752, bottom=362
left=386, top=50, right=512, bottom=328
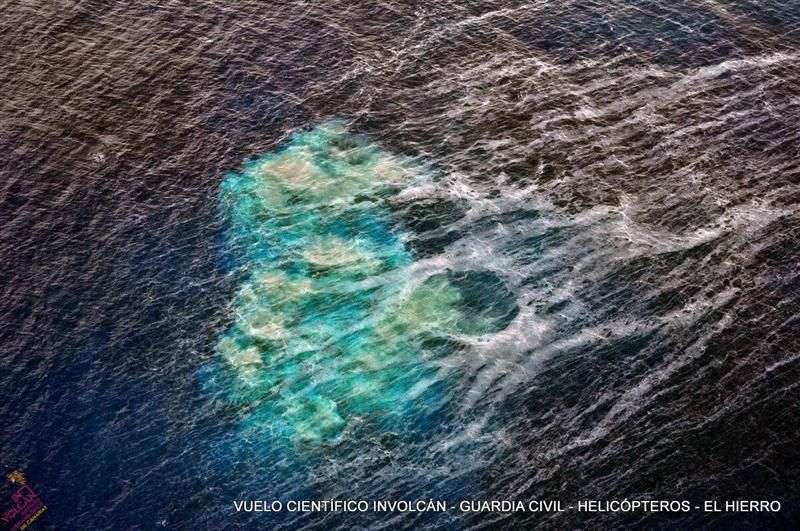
left=1, top=471, right=47, bottom=531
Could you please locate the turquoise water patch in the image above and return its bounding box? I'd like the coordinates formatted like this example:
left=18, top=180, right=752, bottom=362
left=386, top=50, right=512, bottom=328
left=213, top=123, right=490, bottom=444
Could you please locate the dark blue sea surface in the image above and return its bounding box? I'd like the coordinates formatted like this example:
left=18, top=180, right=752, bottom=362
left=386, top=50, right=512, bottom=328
left=2, top=1, right=800, bottom=529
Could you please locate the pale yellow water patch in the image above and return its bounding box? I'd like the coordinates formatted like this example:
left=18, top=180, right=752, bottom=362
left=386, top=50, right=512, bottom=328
left=372, top=156, right=409, bottom=184
left=254, top=270, right=313, bottom=302
left=248, top=319, right=286, bottom=342
left=233, top=284, right=259, bottom=309
left=256, top=270, right=292, bottom=290
left=258, top=148, right=325, bottom=189
left=287, top=396, right=346, bottom=443
left=349, top=377, right=381, bottom=398
left=219, top=340, right=263, bottom=368
left=377, top=276, right=462, bottom=339
left=303, top=236, right=380, bottom=273
left=402, top=283, right=460, bottom=327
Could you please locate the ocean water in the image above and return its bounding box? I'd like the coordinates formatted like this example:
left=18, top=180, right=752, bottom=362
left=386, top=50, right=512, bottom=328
left=1, top=1, right=799, bottom=529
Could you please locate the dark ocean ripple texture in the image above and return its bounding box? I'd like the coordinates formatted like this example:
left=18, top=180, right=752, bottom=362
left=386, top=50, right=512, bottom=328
left=2, top=1, right=800, bottom=529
